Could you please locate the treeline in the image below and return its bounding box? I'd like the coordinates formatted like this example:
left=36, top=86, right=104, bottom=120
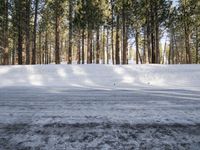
left=0, top=0, right=199, bottom=65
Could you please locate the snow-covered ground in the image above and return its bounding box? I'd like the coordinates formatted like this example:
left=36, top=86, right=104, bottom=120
left=0, top=64, right=200, bottom=149
left=0, top=64, right=200, bottom=90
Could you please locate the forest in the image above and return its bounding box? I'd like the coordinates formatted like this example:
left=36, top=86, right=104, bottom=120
left=1, top=1, right=200, bottom=149
left=0, top=0, right=200, bottom=65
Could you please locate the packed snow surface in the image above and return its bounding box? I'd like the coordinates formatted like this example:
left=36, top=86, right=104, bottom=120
left=0, top=64, right=200, bottom=149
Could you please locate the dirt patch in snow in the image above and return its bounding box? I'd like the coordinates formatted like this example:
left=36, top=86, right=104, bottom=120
left=0, top=123, right=200, bottom=150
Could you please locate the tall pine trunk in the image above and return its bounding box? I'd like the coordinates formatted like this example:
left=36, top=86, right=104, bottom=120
left=32, top=0, right=38, bottom=64
left=102, top=26, right=105, bottom=64
left=111, top=0, right=115, bottom=64
left=45, top=30, right=48, bottom=64
left=87, top=29, right=92, bottom=64
left=77, top=31, right=81, bottom=64
left=155, top=2, right=160, bottom=64
left=150, top=1, right=156, bottom=63
left=115, top=15, right=120, bottom=64
left=68, top=0, right=73, bottom=64
left=106, top=28, right=109, bottom=64
left=12, top=38, right=16, bottom=65
left=25, top=0, right=31, bottom=64
left=183, top=1, right=191, bottom=64
left=17, top=1, right=23, bottom=65
left=146, top=0, right=151, bottom=63
left=38, top=31, right=42, bottom=64
left=55, top=16, right=60, bottom=64
left=122, top=0, right=127, bottom=64
left=143, top=27, right=147, bottom=64
left=135, top=30, right=139, bottom=64
left=196, top=27, right=199, bottom=64
left=3, top=0, right=9, bottom=65
left=96, top=26, right=100, bottom=64
left=82, top=29, right=85, bottom=64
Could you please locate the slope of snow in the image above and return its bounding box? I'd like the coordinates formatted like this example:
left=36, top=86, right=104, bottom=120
left=0, top=64, right=200, bottom=90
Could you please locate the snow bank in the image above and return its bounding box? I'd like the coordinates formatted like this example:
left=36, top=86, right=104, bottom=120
left=0, top=64, right=200, bottom=90
left=0, top=64, right=199, bottom=90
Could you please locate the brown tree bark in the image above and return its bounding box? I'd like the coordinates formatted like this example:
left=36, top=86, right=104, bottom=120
left=102, top=26, right=105, bottom=64
left=111, top=0, right=115, bottom=64
left=122, top=0, right=127, bottom=64
left=115, top=15, right=120, bottom=65
left=77, top=31, right=81, bottom=64
left=3, top=0, right=9, bottom=65
left=155, top=2, right=160, bottom=64
left=25, top=0, right=31, bottom=65
left=17, top=1, right=23, bottom=65
left=68, top=0, right=73, bottom=64
left=38, top=31, right=42, bottom=64
left=143, top=27, right=147, bottom=64
left=196, top=27, right=199, bottom=64
left=32, top=0, right=38, bottom=64
left=106, top=28, right=109, bottom=64
left=150, top=1, right=156, bottom=64
left=183, top=0, right=191, bottom=64
left=146, top=0, right=151, bottom=63
left=135, top=30, right=139, bottom=64
left=87, top=29, right=93, bottom=64
left=45, top=30, right=49, bottom=64
left=96, top=26, right=100, bottom=64
left=82, top=29, right=85, bottom=64
left=55, top=16, right=60, bottom=64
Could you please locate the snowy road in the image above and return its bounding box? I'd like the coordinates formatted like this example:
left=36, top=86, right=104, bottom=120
left=0, top=87, right=200, bottom=149
left=0, top=65, right=200, bottom=149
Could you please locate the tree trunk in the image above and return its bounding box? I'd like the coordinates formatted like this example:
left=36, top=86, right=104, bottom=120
left=122, top=0, right=127, bottom=64
left=17, top=1, right=23, bottom=65
left=196, top=27, right=199, bottom=64
left=12, top=38, right=16, bottom=65
left=155, top=2, right=160, bottom=64
left=32, top=0, right=38, bottom=64
left=25, top=0, right=31, bottom=65
left=172, top=37, right=175, bottom=64
left=55, top=16, right=60, bottom=64
left=87, top=29, right=93, bottom=64
left=38, top=31, right=42, bottom=64
left=102, top=26, right=105, bottom=64
left=143, top=27, right=147, bottom=64
left=115, top=15, right=120, bottom=65
left=168, top=40, right=172, bottom=64
left=90, top=31, right=93, bottom=63
left=3, top=0, right=9, bottom=65
left=87, top=29, right=90, bottom=64
left=174, top=34, right=179, bottom=64
left=68, top=0, right=73, bottom=64
left=82, top=29, right=85, bottom=64
left=17, top=25, right=23, bottom=65
left=184, top=24, right=191, bottom=64
left=77, top=31, right=81, bottom=64
left=111, top=0, right=114, bottom=64
left=96, top=26, right=100, bottom=64
left=183, top=1, right=191, bottom=64
left=106, top=28, right=109, bottom=64
left=135, top=29, right=139, bottom=64
left=45, top=30, right=48, bottom=64
left=146, top=0, right=151, bottom=63
left=150, top=1, right=156, bottom=64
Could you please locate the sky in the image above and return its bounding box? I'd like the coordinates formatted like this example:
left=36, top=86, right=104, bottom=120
left=172, top=0, right=178, bottom=7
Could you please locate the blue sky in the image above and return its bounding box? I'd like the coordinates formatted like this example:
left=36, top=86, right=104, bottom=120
left=172, top=0, right=178, bottom=6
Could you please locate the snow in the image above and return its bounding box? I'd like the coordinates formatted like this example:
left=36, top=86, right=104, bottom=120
left=0, top=64, right=200, bottom=149
left=0, top=64, right=200, bottom=90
